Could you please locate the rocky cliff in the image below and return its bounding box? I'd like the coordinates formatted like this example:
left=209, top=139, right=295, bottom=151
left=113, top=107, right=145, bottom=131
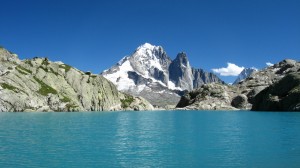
left=176, top=59, right=300, bottom=111
left=251, top=73, right=300, bottom=111
left=102, top=43, right=223, bottom=107
left=0, top=47, right=153, bottom=112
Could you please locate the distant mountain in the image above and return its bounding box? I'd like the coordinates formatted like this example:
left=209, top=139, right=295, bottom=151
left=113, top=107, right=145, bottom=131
left=233, top=68, right=257, bottom=85
left=101, top=43, right=223, bottom=107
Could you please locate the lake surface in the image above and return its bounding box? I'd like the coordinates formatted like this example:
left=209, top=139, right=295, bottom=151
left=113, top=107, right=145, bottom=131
left=1, top=111, right=300, bottom=168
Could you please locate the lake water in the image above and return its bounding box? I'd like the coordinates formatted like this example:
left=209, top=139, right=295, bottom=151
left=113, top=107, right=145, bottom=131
left=1, top=111, right=300, bottom=168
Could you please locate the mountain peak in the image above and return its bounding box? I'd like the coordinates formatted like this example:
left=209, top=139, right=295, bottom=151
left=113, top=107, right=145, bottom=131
left=174, top=52, right=189, bottom=66
left=137, top=43, right=157, bottom=50
left=134, top=43, right=165, bottom=57
left=102, top=44, right=224, bottom=106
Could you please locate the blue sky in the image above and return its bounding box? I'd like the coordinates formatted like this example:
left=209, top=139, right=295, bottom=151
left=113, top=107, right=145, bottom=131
left=1, top=0, right=299, bottom=83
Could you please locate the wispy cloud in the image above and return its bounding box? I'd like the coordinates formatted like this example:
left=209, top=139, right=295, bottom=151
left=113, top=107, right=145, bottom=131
left=266, top=62, right=274, bottom=66
left=212, top=63, right=244, bottom=76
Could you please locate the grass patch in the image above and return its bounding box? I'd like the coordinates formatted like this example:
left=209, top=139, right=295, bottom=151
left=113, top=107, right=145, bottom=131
left=39, top=66, right=60, bottom=76
left=16, top=65, right=32, bottom=74
left=24, top=60, right=33, bottom=66
left=60, top=96, right=71, bottom=103
left=66, top=103, right=78, bottom=111
left=16, top=68, right=29, bottom=75
left=49, top=68, right=59, bottom=76
left=33, top=76, right=58, bottom=96
left=59, top=64, right=72, bottom=73
left=120, top=94, right=135, bottom=108
left=39, top=66, right=49, bottom=72
left=0, top=83, right=18, bottom=92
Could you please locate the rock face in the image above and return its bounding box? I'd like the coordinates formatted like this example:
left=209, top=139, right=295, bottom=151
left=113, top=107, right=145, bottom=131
left=176, top=83, right=238, bottom=110
left=169, top=52, right=194, bottom=90
left=0, top=47, right=153, bottom=112
left=101, top=43, right=223, bottom=107
left=176, top=59, right=300, bottom=111
left=251, top=73, right=300, bottom=111
left=233, top=68, right=257, bottom=85
left=237, top=59, right=300, bottom=104
left=231, top=94, right=248, bottom=109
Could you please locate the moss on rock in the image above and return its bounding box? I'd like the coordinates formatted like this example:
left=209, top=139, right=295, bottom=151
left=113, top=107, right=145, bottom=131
left=33, top=76, right=58, bottom=96
left=121, top=94, right=134, bottom=108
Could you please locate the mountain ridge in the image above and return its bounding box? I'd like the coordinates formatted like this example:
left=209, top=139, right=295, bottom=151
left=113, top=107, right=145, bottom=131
left=101, top=43, right=223, bottom=107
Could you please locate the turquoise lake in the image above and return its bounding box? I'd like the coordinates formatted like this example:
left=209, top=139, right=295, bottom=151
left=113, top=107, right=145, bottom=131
left=1, top=111, right=300, bottom=167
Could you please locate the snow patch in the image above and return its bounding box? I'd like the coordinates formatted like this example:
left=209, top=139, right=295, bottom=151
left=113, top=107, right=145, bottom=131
left=103, top=60, right=136, bottom=91
left=137, top=84, right=146, bottom=92
left=168, top=81, right=183, bottom=91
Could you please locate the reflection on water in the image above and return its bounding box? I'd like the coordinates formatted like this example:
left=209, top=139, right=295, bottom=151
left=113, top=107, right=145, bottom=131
left=0, top=111, right=300, bottom=167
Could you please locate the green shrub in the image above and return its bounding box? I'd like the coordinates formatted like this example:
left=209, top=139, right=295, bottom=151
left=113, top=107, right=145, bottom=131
left=39, top=66, right=48, bottom=72
left=66, top=103, right=78, bottom=111
left=59, top=64, right=72, bottom=72
left=60, top=96, right=71, bottom=103
left=49, top=68, right=59, bottom=76
left=121, top=94, right=134, bottom=108
left=42, top=58, right=50, bottom=66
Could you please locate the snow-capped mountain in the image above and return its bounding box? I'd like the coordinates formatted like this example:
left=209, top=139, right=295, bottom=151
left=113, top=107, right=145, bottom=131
left=233, top=67, right=258, bottom=85
left=101, top=43, right=223, bottom=107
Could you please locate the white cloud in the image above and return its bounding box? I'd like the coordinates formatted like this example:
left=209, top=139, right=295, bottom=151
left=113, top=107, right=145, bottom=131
left=266, top=62, right=274, bottom=67
left=212, top=63, right=244, bottom=76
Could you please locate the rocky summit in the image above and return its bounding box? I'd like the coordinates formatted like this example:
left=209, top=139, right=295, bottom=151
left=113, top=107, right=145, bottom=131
left=101, top=43, right=223, bottom=107
left=176, top=59, right=300, bottom=111
left=0, top=47, right=153, bottom=112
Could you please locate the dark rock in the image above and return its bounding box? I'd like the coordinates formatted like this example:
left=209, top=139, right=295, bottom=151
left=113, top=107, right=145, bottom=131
left=152, top=67, right=168, bottom=84
left=231, top=94, right=248, bottom=109
left=127, top=71, right=152, bottom=85
left=247, top=86, right=267, bottom=104
left=252, top=73, right=300, bottom=111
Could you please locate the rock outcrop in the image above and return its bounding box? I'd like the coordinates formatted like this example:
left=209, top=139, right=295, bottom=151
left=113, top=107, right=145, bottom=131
left=251, top=73, right=300, bottom=111
left=176, top=59, right=300, bottom=111
left=176, top=83, right=238, bottom=110
left=237, top=59, right=300, bottom=105
left=0, top=47, right=153, bottom=112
